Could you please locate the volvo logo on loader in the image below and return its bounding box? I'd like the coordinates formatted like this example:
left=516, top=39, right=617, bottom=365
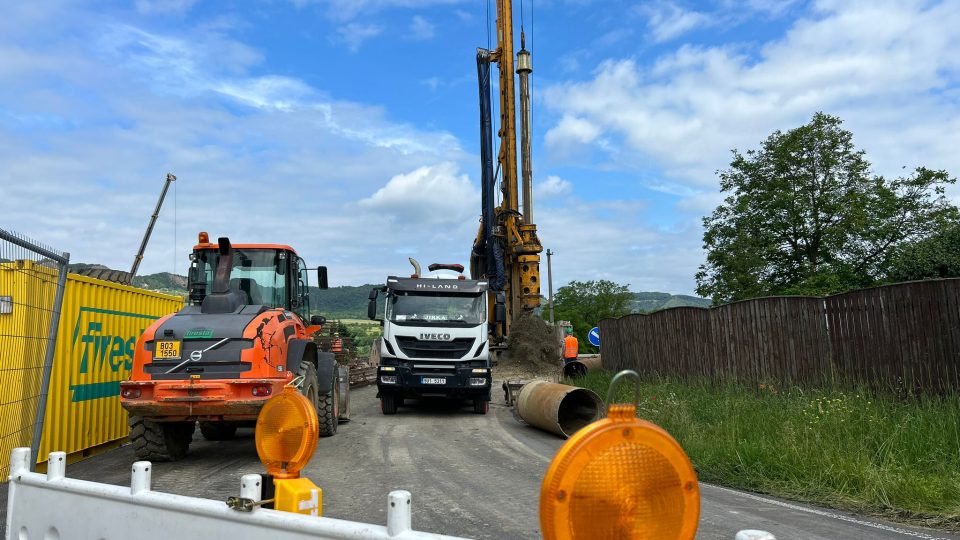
left=419, top=333, right=452, bottom=341
left=190, top=350, right=204, bottom=361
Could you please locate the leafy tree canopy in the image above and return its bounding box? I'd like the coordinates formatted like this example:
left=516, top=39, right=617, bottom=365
left=551, top=280, right=633, bottom=352
left=696, top=112, right=957, bottom=304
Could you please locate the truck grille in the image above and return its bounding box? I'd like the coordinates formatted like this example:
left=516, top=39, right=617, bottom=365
left=395, top=336, right=476, bottom=360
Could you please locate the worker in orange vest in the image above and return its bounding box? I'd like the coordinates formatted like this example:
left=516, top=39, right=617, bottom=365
left=331, top=333, right=343, bottom=353
left=563, top=327, right=579, bottom=364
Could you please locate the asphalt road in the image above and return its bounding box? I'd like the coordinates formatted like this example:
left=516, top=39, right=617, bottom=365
left=3, top=385, right=957, bottom=540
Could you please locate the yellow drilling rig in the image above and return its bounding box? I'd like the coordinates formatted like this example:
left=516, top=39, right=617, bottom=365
left=470, top=0, right=543, bottom=357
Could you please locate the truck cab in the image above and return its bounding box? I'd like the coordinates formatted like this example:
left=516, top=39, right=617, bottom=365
left=369, top=264, right=504, bottom=415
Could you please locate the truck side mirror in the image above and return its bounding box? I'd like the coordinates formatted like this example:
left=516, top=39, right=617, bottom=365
left=317, top=266, right=329, bottom=290
left=310, top=315, right=326, bottom=326
left=367, top=288, right=379, bottom=320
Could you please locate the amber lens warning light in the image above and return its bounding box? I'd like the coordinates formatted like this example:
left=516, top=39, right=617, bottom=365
left=539, top=371, right=700, bottom=540
left=255, top=386, right=319, bottom=479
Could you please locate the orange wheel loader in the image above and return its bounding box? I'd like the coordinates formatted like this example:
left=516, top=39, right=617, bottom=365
left=120, top=233, right=348, bottom=461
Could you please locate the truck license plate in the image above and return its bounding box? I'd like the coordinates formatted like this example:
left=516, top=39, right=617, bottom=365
left=156, top=340, right=181, bottom=360
left=422, top=377, right=446, bottom=385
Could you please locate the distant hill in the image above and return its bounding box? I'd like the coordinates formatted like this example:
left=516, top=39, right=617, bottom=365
left=67, top=263, right=710, bottom=316
left=630, top=292, right=711, bottom=313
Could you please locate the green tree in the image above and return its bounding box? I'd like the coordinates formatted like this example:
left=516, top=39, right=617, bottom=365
left=551, top=280, right=632, bottom=353
left=696, top=112, right=957, bottom=304
left=887, top=221, right=960, bottom=281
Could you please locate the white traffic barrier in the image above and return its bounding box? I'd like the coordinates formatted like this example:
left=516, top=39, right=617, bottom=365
left=5, top=448, right=467, bottom=540
left=6, top=448, right=777, bottom=540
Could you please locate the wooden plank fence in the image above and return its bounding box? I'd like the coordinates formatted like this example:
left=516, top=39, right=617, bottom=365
left=599, top=279, right=960, bottom=392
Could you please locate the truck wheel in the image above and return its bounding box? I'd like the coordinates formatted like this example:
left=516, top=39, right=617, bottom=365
left=473, top=398, right=488, bottom=415
left=199, top=422, right=237, bottom=441
left=129, top=416, right=195, bottom=461
left=318, top=366, right=339, bottom=437
left=381, top=393, right=397, bottom=415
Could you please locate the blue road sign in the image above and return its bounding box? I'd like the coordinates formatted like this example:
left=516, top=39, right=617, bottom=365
left=588, top=327, right=601, bottom=347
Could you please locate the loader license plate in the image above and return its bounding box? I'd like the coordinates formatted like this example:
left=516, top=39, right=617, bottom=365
left=422, top=377, right=446, bottom=385
left=156, top=340, right=181, bottom=360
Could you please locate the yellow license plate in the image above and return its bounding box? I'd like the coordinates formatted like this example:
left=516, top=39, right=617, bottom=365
left=156, top=340, right=181, bottom=360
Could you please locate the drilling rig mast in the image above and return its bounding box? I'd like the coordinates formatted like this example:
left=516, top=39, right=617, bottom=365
left=471, top=0, right=543, bottom=350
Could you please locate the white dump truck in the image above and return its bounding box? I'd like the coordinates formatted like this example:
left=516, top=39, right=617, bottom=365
left=368, top=260, right=505, bottom=415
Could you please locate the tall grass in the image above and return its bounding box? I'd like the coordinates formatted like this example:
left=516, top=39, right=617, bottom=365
left=570, top=370, right=960, bottom=530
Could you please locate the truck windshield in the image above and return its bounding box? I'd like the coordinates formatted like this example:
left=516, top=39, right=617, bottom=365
left=192, top=249, right=288, bottom=309
left=387, top=292, right=486, bottom=325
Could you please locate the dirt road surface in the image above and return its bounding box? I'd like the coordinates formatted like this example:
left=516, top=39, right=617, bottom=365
left=2, top=385, right=957, bottom=540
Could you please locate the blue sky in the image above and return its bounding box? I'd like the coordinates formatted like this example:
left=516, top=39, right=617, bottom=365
left=2, top=0, right=958, bottom=295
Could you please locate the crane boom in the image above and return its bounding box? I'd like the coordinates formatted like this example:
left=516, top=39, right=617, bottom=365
left=129, top=173, right=176, bottom=283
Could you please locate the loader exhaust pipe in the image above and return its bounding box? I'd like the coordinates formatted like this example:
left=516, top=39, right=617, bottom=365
left=212, top=237, right=233, bottom=294
left=516, top=381, right=603, bottom=438
left=562, top=355, right=603, bottom=378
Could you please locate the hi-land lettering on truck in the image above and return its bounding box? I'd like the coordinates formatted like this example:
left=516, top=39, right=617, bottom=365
left=368, top=260, right=505, bottom=415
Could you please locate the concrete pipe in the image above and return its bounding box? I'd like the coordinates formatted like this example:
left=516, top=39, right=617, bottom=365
left=562, top=355, right=603, bottom=378
left=516, top=381, right=603, bottom=438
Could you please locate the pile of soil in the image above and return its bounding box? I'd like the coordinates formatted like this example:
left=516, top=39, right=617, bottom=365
left=496, top=314, right=563, bottom=380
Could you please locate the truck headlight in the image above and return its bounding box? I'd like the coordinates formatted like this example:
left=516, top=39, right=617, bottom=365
left=381, top=375, right=398, bottom=384
left=469, top=378, right=488, bottom=386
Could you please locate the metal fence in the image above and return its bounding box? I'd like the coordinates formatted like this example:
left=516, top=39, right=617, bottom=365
left=0, top=229, right=69, bottom=476
left=600, top=279, right=960, bottom=392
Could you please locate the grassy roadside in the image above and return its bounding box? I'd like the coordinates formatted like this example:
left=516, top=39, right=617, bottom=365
left=569, top=370, right=960, bottom=531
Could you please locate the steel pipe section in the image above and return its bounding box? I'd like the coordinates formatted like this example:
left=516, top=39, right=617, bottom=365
left=562, top=355, right=603, bottom=378
left=516, top=381, right=603, bottom=438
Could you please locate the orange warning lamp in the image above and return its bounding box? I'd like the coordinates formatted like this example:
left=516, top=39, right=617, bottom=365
left=539, top=370, right=700, bottom=540
left=255, top=386, right=319, bottom=479
left=198, top=231, right=210, bottom=244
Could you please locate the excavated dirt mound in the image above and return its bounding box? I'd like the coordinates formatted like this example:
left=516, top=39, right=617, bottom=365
left=497, top=314, right=562, bottom=380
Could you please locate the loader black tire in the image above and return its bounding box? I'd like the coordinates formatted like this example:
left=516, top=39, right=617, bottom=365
left=129, top=416, right=195, bottom=462
left=198, top=421, right=237, bottom=441
left=319, top=368, right=339, bottom=437
left=298, top=360, right=319, bottom=412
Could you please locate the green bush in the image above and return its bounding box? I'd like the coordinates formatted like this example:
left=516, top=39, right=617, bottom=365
left=570, top=371, right=960, bottom=530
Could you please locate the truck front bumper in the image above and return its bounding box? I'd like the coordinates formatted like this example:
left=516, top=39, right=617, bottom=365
left=376, top=362, right=491, bottom=399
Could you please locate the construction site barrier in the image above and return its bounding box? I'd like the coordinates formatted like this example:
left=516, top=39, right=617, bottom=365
left=5, top=448, right=468, bottom=540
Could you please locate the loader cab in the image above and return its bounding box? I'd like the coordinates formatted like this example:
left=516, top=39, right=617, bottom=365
left=186, top=238, right=318, bottom=321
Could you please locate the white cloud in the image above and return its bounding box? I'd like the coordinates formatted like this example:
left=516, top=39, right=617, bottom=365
left=358, top=163, right=479, bottom=227
left=335, top=22, right=384, bottom=51
left=410, top=15, right=435, bottom=40
left=640, top=2, right=712, bottom=43
left=135, top=0, right=198, bottom=15
left=299, top=0, right=467, bottom=22
left=544, top=0, right=960, bottom=200
left=544, top=115, right=601, bottom=155
left=536, top=176, right=573, bottom=198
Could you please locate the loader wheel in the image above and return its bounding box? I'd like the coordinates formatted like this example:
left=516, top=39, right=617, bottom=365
left=319, top=368, right=339, bottom=437
left=473, top=398, right=489, bottom=415
left=298, top=360, right=319, bottom=412
left=129, top=416, right=195, bottom=462
left=199, top=422, right=237, bottom=441
left=380, top=393, right=397, bottom=415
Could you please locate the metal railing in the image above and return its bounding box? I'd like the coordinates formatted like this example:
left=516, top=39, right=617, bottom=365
left=0, top=228, right=69, bottom=476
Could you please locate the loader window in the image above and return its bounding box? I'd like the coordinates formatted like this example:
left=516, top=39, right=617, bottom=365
left=386, top=292, right=486, bottom=326
left=192, top=248, right=289, bottom=309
